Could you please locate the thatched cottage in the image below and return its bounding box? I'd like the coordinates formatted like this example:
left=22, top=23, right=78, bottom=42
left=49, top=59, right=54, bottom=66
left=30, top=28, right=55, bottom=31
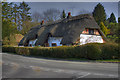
left=19, top=13, right=107, bottom=47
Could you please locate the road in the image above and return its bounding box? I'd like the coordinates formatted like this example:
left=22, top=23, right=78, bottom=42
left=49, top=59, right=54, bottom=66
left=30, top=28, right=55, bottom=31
left=1, top=53, right=118, bottom=79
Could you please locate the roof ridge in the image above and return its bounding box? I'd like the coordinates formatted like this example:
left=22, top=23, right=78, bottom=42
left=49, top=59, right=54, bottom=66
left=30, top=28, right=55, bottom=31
left=31, top=14, right=92, bottom=30
left=41, top=14, right=91, bottom=26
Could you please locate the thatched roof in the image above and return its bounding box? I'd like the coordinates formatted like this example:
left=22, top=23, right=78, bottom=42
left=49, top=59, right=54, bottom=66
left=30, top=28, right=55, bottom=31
left=19, top=14, right=107, bottom=46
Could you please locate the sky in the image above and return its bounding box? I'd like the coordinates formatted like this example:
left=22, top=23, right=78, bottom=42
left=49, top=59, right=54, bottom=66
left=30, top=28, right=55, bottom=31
left=26, top=2, right=118, bottom=21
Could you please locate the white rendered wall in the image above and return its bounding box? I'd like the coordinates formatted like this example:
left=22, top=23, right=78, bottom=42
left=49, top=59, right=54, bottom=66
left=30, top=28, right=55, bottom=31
left=28, top=39, right=37, bottom=47
left=48, top=37, right=62, bottom=47
left=80, top=34, right=103, bottom=45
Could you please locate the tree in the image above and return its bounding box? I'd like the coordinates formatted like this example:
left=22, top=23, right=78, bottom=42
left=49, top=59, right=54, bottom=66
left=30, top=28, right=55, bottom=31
left=0, top=2, right=2, bottom=43
left=32, top=11, right=42, bottom=22
left=2, top=2, right=18, bottom=41
left=2, top=19, right=17, bottom=40
left=108, top=13, right=116, bottom=23
left=107, top=23, right=118, bottom=35
left=19, top=2, right=31, bottom=22
left=118, top=17, right=120, bottom=43
left=2, top=2, right=14, bottom=20
left=93, top=3, right=106, bottom=25
left=19, top=1, right=31, bottom=35
left=13, top=3, right=20, bottom=23
left=118, top=17, right=120, bottom=23
left=2, top=2, right=10, bottom=20
left=42, top=8, right=61, bottom=22
left=62, top=10, right=66, bottom=18
left=99, top=22, right=110, bottom=36
left=12, top=3, right=21, bottom=31
left=32, top=8, right=61, bottom=23
left=2, top=2, right=22, bottom=31
left=8, top=2, right=14, bottom=20
left=20, top=21, right=40, bottom=35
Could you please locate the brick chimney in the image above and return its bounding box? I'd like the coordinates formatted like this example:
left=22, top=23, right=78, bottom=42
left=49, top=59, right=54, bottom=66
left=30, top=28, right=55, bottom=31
left=41, top=20, right=44, bottom=25
left=67, top=12, right=71, bottom=18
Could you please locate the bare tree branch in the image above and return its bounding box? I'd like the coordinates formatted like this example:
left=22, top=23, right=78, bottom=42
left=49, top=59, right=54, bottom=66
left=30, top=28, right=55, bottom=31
left=78, top=9, right=92, bottom=15
left=42, top=8, right=61, bottom=22
left=32, top=11, right=43, bottom=22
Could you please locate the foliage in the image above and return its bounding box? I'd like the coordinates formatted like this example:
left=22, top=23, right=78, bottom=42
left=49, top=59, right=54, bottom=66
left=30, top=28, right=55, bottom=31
left=106, top=22, right=118, bottom=43
left=100, top=43, right=119, bottom=59
left=19, top=1, right=31, bottom=35
left=107, top=35, right=119, bottom=43
left=2, top=43, right=119, bottom=60
left=92, top=3, right=106, bottom=25
left=81, top=44, right=101, bottom=60
left=118, top=17, right=120, bottom=23
left=19, top=2, right=31, bottom=22
left=12, top=3, right=21, bottom=30
left=118, top=17, right=120, bottom=43
left=107, top=23, right=118, bottom=35
left=2, top=34, right=17, bottom=45
left=20, top=21, right=40, bottom=35
left=99, top=22, right=110, bottom=36
left=2, top=19, right=17, bottom=40
left=0, top=2, right=2, bottom=42
left=2, top=2, right=32, bottom=35
left=62, top=10, right=66, bottom=18
left=2, top=2, right=20, bottom=45
left=2, top=2, right=13, bottom=20
left=108, top=13, right=116, bottom=23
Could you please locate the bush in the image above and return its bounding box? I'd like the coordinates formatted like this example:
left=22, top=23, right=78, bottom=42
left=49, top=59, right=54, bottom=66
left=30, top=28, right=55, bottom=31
left=15, top=47, right=30, bottom=55
left=82, top=44, right=101, bottom=60
left=2, top=43, right=119, bottom=60
left=100, top=43, right=119, bottom=59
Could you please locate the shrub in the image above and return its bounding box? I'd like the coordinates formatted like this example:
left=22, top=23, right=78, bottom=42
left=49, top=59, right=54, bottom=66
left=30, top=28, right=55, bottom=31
left=100, top=43, right=119, bottom=59
left=82, top=43, right=101, bottom=60
left=2, top=43, right=119, bottom=60
left=15, top=47, right=30, bottom=56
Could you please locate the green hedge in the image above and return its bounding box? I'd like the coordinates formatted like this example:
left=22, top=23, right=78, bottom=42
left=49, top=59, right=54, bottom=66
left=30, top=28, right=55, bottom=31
left=2, top=43, right=119, bottom=60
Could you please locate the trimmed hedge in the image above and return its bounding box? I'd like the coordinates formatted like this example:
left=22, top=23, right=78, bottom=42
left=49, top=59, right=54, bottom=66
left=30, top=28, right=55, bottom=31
left=2, top=43, right=119, bottom=60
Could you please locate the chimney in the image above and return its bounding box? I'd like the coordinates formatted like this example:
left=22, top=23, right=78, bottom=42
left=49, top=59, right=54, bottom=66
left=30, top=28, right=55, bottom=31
left=41, top=20, right=44, bottom=25
left=67, top=12, right=71, bottom=18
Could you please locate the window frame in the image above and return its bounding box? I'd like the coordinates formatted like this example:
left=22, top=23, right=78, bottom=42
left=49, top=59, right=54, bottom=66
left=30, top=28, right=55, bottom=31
left=89, top=29, right=94, bottom=35
left=52, top=43, right=57, bottom=47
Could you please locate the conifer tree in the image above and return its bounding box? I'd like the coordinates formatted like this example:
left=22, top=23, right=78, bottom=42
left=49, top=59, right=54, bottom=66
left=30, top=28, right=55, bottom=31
left=20, top=1, right=31, bottom=22
left=2, top=2, right=11, bottom=20
left=109, top=13, right=116, bottom=23
left=19, top=1, right=31, bottom=35
left=93, top=3, right=106, bottom=25
left=62, top=10, right=66, bottom=18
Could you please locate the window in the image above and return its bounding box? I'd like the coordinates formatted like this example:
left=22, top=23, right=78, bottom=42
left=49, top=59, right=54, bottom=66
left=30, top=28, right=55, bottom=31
left=52, top=43, right=57, bottom=47
left=89, top=29, right=94, bottom=35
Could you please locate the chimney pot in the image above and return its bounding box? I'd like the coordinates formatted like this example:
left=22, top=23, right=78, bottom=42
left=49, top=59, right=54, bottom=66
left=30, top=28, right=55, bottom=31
left=68, top=12, right=71, bottom=16
left=67, top=12, right=71, bottom=18
left=41, top=20, right=44, bottom=25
